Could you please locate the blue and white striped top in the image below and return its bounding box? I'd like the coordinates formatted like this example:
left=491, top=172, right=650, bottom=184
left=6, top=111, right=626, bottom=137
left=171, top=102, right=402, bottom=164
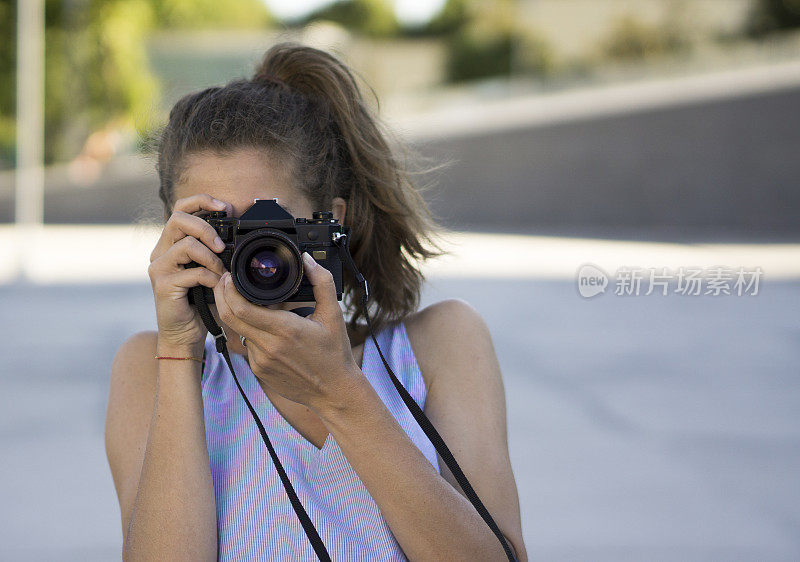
left=201, top=319, right=441, bottom=561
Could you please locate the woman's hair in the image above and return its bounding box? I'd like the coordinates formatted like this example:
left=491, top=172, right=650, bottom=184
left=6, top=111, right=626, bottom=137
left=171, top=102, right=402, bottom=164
left=156, top=41, right=446, bottom=333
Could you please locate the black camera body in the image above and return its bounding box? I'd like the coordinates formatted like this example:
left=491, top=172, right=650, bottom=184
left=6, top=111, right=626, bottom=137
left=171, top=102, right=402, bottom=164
left=187, top=199, right=345, bottom=306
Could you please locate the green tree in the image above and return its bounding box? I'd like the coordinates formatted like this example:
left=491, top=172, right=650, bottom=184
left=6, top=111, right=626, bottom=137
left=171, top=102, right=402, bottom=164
left=446, top=30, right=515, bottom=82
left=425, top=0, right=469, bottom=36
left=401, top=0, right=469, bottom=37
left=0, top=0, right=16, bottom=165
left=600, top=14, right=691, bottom=61
left=747, top=0, right=800, bottom=37
left=0, top=0, right=273, bottom=168
left=442, top=0, right=551, bottom=83
left=149, top=0, right=272, bottom=29
left=301, top=0, right=399, bottom=37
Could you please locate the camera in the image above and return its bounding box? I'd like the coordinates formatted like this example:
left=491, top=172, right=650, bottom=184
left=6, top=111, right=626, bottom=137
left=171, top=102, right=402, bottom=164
left=187, top=199, right=345, bottom=306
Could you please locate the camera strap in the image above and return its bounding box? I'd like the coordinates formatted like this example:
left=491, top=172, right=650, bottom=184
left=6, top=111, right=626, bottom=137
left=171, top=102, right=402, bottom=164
left=191, top=285, right=332, bottom=561
left=189, top=234, right=517, bottom=562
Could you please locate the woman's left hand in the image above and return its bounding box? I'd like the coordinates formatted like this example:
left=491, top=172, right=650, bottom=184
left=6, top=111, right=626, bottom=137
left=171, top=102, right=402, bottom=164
left=213, top=252, right=363, bottom=413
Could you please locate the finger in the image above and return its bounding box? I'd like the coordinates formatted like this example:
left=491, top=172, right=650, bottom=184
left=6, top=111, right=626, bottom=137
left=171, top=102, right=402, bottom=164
left=151, top=194, right=229, bottom=262
left=169, top=267, right=222, bottom=290
left=212, top=274, right=280, bottom=343
left=301, top=252, right=341, bottom=322
left=167, top=211, right=227, bottom=249
left=152, top=267, right=221, bottom=298
left=151, top=211, right=226, bottom=263
left=173, top=193, right=230, bottom=216
left=160, top=236, right=226, bottom=276
left=220, top=272, right=305, bottom=336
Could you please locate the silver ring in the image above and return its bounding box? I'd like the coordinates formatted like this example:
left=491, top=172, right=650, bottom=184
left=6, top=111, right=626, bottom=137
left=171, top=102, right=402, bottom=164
left=240, top=335, right=247, bottom=347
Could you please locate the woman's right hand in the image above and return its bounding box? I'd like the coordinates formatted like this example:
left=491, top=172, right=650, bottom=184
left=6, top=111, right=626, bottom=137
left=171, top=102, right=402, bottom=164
left=148, top=194, right=232, bottom=354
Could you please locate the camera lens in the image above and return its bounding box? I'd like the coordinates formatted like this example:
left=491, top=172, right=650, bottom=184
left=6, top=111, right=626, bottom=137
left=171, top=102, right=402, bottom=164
left=231, top=229, right=303, bottom=304
left=245, top=248, right=290, bottom=289
left=249, top=250, right=279, bottom=280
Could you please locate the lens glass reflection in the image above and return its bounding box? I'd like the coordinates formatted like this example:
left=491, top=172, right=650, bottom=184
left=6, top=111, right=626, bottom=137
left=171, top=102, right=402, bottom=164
left=242, top=244, right=293, bottom=292
left=249, top=251, right=279, bottom=280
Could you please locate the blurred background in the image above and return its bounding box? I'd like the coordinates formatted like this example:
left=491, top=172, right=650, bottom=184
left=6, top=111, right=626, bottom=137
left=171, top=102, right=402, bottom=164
left=1, top=0, right=800, bottom=560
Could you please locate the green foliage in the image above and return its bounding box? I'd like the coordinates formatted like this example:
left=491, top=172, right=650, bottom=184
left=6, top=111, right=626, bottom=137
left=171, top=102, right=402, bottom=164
left=601, top=14, right=691, bottom=61
left=441, top=0, right=551, bottom=84
left=0, top=0, right=14, bottom=116
left=0, top=0, right=15, bottom=165
left=402, top=0, right=469, bottom=37
left=515, top=31, right=555, bottom=76
left=34, top=0, right=160, bottom=163
left=91, top=1, right=160, bottom=141
left=149, top=0, right=272, bottom=29
left=747, top=0, right=800, bottom=37
left=446, top=28, right=515, bottom=83
left=0, top=0, right=274, bottom=168
left=302, top=0, right=398, bottom=37
left=425, top=0, right=469, bottom=36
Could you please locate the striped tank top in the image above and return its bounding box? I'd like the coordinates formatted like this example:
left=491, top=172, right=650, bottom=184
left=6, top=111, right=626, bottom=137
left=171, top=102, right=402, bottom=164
left=200, top=319, right=441, bottom=561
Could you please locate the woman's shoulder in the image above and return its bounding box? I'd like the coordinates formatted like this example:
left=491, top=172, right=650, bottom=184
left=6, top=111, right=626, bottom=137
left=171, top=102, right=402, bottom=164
left=108, top=330, right=160, bottom=390
left=118, top=330, right=159, bottom=350
left=112, top=331, right=159, bottom=373
left=403, top=299, right=493, bottom=392
left=108, top=331, right=161, bottom=400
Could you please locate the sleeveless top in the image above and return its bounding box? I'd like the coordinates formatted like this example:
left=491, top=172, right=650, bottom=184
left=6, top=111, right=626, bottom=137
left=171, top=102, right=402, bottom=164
left=200, top=319, right=441, bottom=561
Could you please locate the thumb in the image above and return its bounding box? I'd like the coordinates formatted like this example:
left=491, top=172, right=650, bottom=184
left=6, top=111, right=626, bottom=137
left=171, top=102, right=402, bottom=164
left=302, top=252, right=341, bottom=322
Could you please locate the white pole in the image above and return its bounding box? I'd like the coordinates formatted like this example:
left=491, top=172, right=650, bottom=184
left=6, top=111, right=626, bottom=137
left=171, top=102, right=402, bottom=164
left=15, top=0, right=45, bottom=228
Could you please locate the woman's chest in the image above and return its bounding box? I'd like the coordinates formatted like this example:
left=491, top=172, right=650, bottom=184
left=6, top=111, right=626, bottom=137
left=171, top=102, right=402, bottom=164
left=253, top=341, right=367, bottom=450
left=202, top=395, right=407, bottom=561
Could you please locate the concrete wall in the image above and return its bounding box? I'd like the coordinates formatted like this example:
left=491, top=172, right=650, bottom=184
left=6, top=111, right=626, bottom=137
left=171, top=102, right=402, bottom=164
left=414, top=83, right=800, bottom=237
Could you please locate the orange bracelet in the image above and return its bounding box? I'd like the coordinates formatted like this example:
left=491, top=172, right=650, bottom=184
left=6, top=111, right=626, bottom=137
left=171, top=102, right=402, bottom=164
left=155, top=355, right=202, bottom=362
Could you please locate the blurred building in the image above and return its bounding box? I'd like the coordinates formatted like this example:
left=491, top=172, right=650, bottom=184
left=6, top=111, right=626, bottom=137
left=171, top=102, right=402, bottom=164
left=518, top=0, right=751, bottom=60
left=147, top=25, right=447, bottom=112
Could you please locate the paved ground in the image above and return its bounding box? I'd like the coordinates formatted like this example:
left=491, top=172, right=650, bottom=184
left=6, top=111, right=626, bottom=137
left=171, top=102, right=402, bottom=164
left=1, top=272, right=798, bottom=561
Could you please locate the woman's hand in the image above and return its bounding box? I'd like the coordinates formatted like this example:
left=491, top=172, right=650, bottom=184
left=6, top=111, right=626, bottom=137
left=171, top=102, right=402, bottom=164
left=213, top=252, right=363, bottom=413
left=148, top=194, right=232, bottom=354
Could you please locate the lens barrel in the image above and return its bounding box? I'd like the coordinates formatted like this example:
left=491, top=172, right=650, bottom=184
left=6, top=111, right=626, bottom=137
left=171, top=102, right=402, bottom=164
left=230, top=229, right=303, bottom=304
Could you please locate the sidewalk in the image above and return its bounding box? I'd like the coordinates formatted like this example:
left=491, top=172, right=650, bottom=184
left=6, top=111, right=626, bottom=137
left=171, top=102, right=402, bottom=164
left=1, top=226, right=799, bottom=560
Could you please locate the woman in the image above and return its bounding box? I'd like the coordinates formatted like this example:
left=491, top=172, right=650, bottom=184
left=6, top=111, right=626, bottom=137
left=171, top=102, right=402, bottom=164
left=105, top=42, right=527, bottom=561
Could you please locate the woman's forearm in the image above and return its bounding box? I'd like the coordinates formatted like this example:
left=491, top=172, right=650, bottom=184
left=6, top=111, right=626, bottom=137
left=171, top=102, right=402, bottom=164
left=313, top=370, right=510, bottom=562
left=124, top=350, right=217, bottom=561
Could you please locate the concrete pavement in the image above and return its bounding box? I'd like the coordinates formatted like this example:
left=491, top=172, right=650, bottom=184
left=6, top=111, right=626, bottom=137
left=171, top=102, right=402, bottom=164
left=1, top=270, right=799, bottom=560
